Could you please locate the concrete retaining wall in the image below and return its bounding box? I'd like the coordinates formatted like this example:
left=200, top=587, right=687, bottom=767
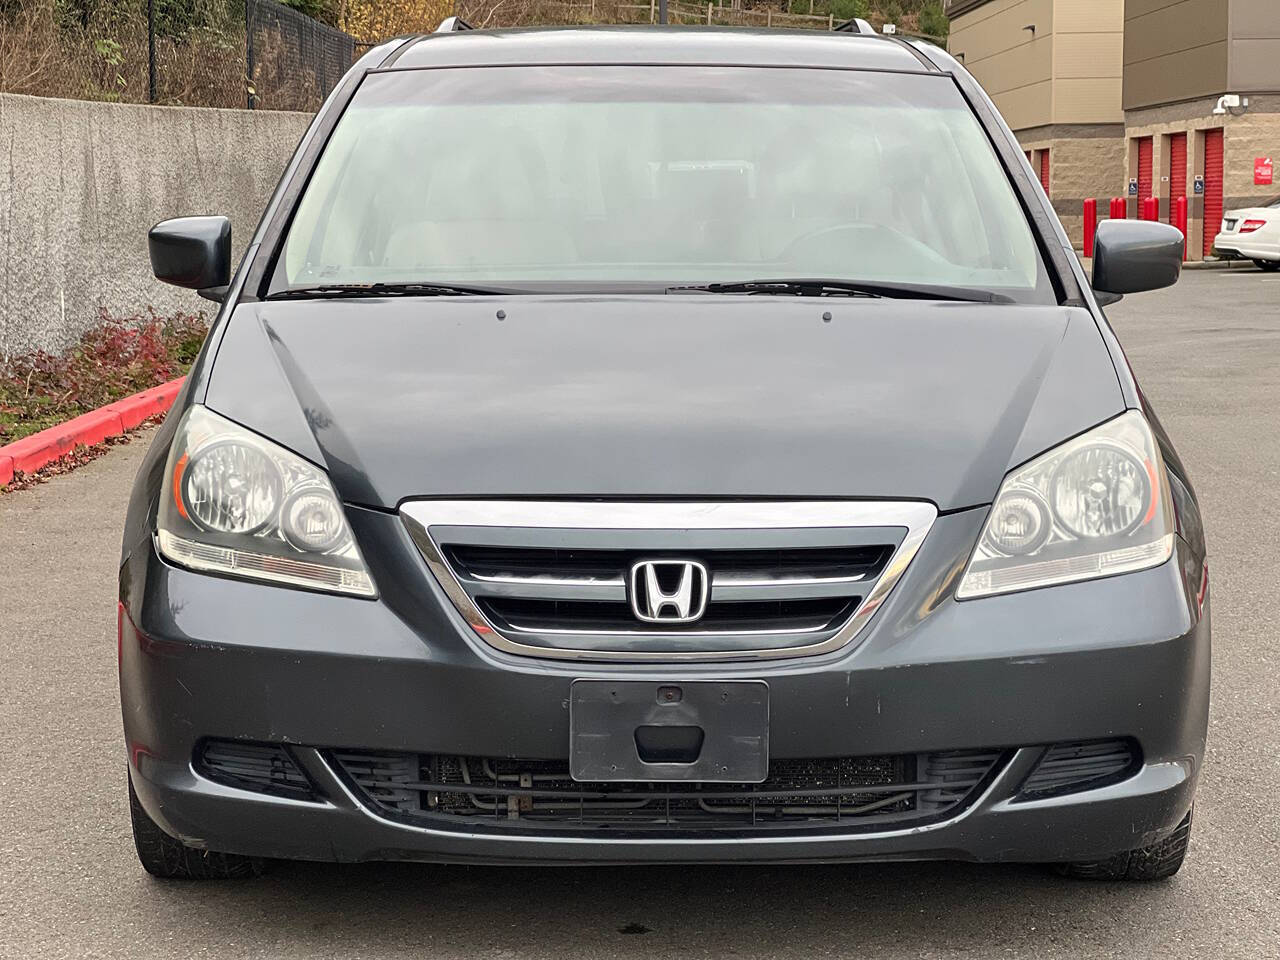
left=0, top=93, right=310, bottom=356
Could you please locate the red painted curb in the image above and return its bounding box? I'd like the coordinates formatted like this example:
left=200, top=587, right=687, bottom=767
left=108, top=379, right=185, bottom=431
left=0, top=376, right=184, bottom=486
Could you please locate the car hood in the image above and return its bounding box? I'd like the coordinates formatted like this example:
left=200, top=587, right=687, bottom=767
left=203, top=296, right=1124, bottom=511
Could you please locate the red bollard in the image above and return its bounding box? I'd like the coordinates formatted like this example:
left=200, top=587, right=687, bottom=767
left=1145, top=196, right=1160, bottom=222
left=1175, top=195, right=1189, bottom=261
left=1110, top=197, right=1127, bottom=221
left=1083, top=198, right=1098, bottom=258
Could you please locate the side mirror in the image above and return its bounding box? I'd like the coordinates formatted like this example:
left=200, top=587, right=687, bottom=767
left=148, top=216, right=231, bottom=302
left=1092, top=219, right=1183, bottom=300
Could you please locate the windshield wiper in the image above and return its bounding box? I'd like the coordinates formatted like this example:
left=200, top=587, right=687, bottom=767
left=268, top=282, right=512, bottom=300
left=668, top=278, right=1014, bottom=304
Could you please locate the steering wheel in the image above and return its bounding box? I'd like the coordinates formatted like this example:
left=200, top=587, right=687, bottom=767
left=776, top=222, right=876, bottom=262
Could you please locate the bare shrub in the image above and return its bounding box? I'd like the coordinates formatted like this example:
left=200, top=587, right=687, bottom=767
left=0, top=1, right=134, bottom=101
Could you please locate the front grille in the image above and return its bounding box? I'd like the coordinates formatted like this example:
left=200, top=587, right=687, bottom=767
left=401, top=501, right=936, bottom=660
left=196, top=739, right=315, bottom=800
left=1016, top=739, right=1140, bottom=800
left=329, top=749, right=1006, bottom=834
left=449, top=545, right=884, bottom=638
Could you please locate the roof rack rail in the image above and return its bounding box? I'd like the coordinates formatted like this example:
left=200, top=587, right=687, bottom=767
left=833, top=18, right=877, bottom=35
left=434, top=16, right=474, bottom=32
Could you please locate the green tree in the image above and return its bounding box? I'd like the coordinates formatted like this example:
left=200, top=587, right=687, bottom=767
left=284, top=0, right=340, bottom=27
left=829, top=0, right=870, bottom=21
left=917, top=0, right=948, bottom=39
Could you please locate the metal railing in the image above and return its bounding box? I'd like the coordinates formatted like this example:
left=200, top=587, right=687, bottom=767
left=540, top=0, right=944, bottom=38
left=549, top=0, right=840, bottom=28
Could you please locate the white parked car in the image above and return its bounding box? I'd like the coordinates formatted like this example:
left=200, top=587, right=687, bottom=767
left=1213, top=196, right=1280, bottom=270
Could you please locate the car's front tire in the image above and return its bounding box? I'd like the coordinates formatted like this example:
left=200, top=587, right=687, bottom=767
left=1055, top=809, right=1192, bottom=881
left=129, top=772, right=265, bottom=880
left=1252, top=259, right=1280, bottom=272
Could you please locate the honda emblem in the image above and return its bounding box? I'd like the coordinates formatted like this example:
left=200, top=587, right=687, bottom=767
left=628, top=560, right=710, bottom=623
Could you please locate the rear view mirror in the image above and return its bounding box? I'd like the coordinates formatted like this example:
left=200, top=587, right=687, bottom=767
left=1092, top=220, right=1183, bottom=299
left=148, top=216, right=231, bottom=301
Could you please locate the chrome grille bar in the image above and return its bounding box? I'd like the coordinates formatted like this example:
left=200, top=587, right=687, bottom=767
left=456, top=571, right=876, bottom=602
left=455, top=573, right=626, bottom=602
left=400, top=500, right=936, bottom=662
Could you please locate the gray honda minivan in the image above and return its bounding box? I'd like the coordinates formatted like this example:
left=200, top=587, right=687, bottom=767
left=121, top=21, right=1208, bottom=882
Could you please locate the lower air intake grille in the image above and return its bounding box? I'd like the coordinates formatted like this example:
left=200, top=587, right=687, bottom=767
left=196, top=739, right=315, bottom=800
left=1017, top=739, right=1140, bottom=800
left=330, top=749, right=1006, bottom=834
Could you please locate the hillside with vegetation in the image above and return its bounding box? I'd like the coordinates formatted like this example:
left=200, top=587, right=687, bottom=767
left=334, top=0, right=949, bottom=40
left=0, top=0, right=948, bottom=111
left=787, top=0, right=947, bottom=38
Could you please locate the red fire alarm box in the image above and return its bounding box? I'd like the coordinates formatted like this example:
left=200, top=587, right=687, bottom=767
left=1256, top=157, right=1273, bottom=186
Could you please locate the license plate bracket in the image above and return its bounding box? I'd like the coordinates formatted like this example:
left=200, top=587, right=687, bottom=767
left=569, top=679, right=768, bottom=782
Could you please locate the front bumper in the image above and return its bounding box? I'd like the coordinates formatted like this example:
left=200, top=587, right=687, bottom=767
left=120, top=506, right=1210, bottom=866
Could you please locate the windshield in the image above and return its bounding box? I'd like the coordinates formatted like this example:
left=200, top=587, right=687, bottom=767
left=279, top=65, right=1050, bottom=301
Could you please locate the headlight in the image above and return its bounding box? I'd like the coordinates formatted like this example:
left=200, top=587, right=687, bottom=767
left=957, top=411, right=1174, bottom=599
left=156, top=405, right=376, bottom=597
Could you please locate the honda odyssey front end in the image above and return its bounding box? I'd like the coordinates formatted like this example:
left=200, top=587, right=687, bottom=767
left=120, top=25, right=1208, bottom=882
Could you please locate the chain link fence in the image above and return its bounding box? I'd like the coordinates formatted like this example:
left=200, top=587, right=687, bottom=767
left=247, top=0, right=355, bottom=110
left=0, top=0, right=355, bottom=112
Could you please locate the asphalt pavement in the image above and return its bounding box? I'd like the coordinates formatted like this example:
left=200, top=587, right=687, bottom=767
left=1, top=269, right=1277, bottom=959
